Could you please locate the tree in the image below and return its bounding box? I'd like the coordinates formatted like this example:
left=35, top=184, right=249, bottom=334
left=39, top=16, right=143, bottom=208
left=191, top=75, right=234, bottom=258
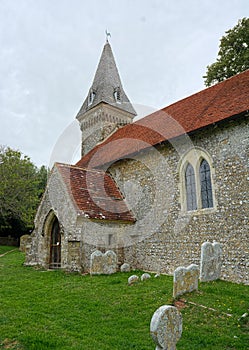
left=204, top=18, right=249, bottom=86
left=0, top=146, right=47, bottom=238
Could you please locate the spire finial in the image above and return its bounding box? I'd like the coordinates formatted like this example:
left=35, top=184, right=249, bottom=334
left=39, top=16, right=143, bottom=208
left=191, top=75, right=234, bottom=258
left=105, top=29, right=111, bottom=42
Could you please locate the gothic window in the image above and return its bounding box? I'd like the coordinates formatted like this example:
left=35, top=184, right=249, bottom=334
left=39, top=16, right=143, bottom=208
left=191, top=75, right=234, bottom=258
left=114, top=87, right=121, bottom=103
left=179, top=148, right=215, bottom=212
left=199, top=159, right=213, bottom=208
left=185, top=163, right=197, bottom=211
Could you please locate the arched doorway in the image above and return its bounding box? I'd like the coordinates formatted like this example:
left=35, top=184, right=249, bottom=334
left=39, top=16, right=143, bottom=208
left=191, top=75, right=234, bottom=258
left=49, top=217, right=61, bottom=269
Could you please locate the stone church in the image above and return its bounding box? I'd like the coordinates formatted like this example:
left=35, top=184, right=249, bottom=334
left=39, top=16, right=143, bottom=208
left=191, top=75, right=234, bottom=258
left=25, top=40, right=249, bottom=284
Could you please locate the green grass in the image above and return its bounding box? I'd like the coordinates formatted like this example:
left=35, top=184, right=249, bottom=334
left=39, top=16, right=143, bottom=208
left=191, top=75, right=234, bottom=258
left=0, top=248, right=248, bottom=349
left=0, top=245, right=18, bottom=255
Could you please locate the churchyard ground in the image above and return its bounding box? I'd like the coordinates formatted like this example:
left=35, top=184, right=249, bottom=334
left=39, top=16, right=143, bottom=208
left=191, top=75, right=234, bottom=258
left=0, top=247, right=248, bottom=349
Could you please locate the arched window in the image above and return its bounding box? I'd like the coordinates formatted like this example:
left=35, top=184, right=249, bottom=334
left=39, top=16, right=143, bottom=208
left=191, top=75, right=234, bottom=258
left=185, top=163, right=197, bottom=211
left=179, top=148, right=215, bottom=212
left=199, top=159, right=213, bottom=208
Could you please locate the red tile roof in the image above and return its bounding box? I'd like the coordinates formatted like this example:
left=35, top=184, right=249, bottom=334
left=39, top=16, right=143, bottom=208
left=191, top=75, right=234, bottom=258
left=64, top=70, right=248, bottom=222
left=77, top=69, right=249, bottom=169
left=56, top=163, right=135, bottom=222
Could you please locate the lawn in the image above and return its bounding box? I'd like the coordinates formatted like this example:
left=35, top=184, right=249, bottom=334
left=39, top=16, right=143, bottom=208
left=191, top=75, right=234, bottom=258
left=0, top=246, right=18, bottom=255
left=0, top=248, right=248, bottom=349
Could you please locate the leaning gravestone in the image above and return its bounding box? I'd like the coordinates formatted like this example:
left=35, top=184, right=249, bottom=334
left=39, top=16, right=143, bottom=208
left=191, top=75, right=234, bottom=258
left=150, top=305, right=182, bottom=350
left=90, top=250, right=117, bottom=275
left=200, top=241, right=222, bottom=282
left=173, top=264, right=199, bottom=298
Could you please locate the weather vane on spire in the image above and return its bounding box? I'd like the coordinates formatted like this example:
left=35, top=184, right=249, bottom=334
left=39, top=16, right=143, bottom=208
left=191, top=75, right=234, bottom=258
left=105, top=29, right=111, bottom=42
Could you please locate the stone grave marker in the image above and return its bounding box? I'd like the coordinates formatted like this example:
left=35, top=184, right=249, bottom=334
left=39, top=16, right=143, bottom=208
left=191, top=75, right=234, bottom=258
left=128, top=275, right=139, bottom=285
left=90, top=250, right=117, bottom=275
left=173, top=264, right=199, bottom=298
left=200, top=241, right=222, bottom=282
left=120, top=262, right=130, bottom=272
left=19, top=234, right=32, bottom=253
left=141, top=272, right=151, bottom=281
left=150, top=305, right=182, bottom=350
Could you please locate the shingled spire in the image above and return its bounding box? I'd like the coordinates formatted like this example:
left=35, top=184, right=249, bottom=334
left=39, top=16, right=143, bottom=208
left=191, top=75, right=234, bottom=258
left=76, top=41, right=136, bottom=157
left=77, top=42, right=136, bottom=116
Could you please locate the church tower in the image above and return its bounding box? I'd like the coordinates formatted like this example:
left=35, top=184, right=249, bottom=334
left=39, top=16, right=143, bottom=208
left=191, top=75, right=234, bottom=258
left=76, top=40, right=136, bottom=156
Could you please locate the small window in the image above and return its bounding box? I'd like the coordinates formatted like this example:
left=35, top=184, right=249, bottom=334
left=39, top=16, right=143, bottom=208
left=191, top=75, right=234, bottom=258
left=114, top=87, right=121, bottom=103
left=185, top=163, right=197, bottom=211
left=88, top=90, right=95, bottom=106
left=200, top=159, right=213, bottom=208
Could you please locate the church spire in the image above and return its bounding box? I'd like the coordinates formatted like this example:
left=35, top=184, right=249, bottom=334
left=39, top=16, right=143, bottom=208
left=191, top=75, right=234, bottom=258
left=76, top=41, right=136, bottom=157
left=77, top=41, right=136, bottom=117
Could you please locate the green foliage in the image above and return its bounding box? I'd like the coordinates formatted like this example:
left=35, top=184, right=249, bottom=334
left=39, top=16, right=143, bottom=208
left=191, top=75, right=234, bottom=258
left=0, top=250, right=248, bottom=349
left=0, top=146, right=47, bottom=238
left=204, top=18, right=249, bottom=86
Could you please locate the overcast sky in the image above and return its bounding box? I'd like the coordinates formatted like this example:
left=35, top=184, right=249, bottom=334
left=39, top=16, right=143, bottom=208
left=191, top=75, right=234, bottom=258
left=0, top=0, right=248, bottom=167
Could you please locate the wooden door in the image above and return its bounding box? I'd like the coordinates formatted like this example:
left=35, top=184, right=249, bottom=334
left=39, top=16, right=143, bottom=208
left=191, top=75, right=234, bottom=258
left=49, top=217, right=61, bottom=269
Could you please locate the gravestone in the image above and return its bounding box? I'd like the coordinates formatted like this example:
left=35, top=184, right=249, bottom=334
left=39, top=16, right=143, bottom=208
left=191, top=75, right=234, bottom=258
left=19, top=234, right=32, bottom=253
left=90, top=250, right=117, bottom=275
left=173, top=264, right=199, bottom=298
left=200, top=241, right=222, bottom=282
left=128, top=275, right=139, bottom=285
left=150, top=305, right=182, bottom=350
left=120, top=263, right=130, bottom=272
left=141, top=272, right=151, bottom=281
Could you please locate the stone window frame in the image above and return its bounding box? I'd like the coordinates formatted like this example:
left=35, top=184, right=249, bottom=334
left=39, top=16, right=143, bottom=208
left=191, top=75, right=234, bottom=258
left=178, top=147, right=216, bottom=213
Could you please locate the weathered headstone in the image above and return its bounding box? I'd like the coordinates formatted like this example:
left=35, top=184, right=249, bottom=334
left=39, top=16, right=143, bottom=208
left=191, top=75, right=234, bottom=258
left=19, top=234, right=32, bottom=253
left=128, top=275, right=139, bottom=285
left=120, top=263, right=130, bottom=272
left=141, top=272, right=151, bottom=281
left=150, top=305, right=182, bottom=350
left=90, top=250, right=117, bottom=275
left=173, top=264, right=199, bottom=298
left=200, top=241, right=222, bottom=282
